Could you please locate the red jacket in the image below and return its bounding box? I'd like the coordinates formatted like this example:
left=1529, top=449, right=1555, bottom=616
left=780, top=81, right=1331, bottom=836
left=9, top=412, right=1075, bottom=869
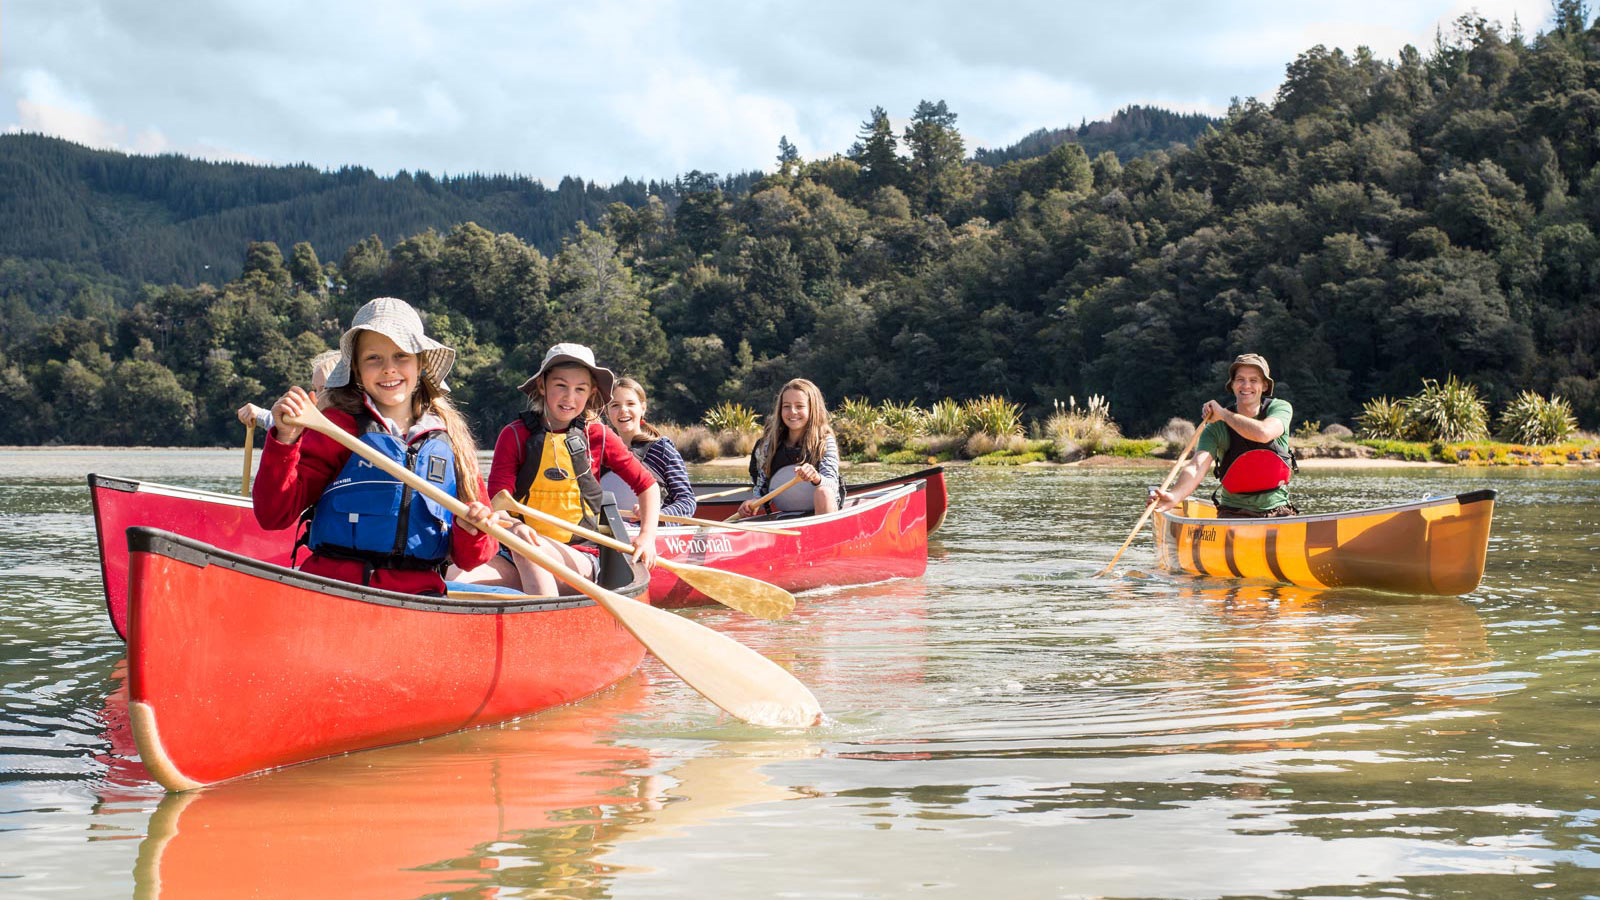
left=488, top=419, right=656, bottom=506
left=253, top=408, right=497, bottom=594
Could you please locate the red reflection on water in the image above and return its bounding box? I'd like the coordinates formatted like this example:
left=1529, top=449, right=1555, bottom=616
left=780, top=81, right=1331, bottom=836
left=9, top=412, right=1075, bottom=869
left=99, top=670, right=658, bottom=898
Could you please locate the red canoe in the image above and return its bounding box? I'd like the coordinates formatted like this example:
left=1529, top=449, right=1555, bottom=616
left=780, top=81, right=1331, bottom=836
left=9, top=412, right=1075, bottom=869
left=692, top=466, right=949, bottom=533
left=90, top=473, right=930, bottom=633
left=650, top=481, right=929, bottom=608
left=127, top=526, right=649, bottom=790
left=90, top=476, right=283, bottom=640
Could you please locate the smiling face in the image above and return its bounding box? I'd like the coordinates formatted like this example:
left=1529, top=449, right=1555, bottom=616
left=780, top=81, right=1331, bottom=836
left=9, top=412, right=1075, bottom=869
left=780, top=388, right=810, bottom=439
left=541, top=364, right=595, bottom=429
left=354, top=331, right=418, bottom=420
left=1230, top=365, right=1268, bottom=411
left=606, top=385, right=645, bottom=440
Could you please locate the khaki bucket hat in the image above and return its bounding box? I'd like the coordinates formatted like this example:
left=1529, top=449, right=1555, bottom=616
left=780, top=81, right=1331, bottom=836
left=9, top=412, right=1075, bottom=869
left=518, top=343, right=616, bottom=402
left=1225, top=353, right=1274, bottom=396
left=324, top=297, right=455, bottom=395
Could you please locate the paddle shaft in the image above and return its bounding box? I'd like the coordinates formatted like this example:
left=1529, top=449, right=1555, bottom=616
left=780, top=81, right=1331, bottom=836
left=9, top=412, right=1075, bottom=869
left=1096, top=415, right=1210, bottom=577
left=695, top=486, right=750, bottom=502
left=493, top=492, right=644, bottom=560
left=283, top=405, right=818, bottom=724
left=241, top=420, right=255, bottom=496
left=727, top=474, right=806, bottom=522
left=492, top=492, right=797, bottom=619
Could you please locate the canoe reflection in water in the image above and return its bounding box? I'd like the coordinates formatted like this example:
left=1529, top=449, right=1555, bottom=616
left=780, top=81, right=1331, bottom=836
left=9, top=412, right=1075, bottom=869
left=110, top=673, right=819, bottom=899
left=1104, top=577, right=1495, bottom=759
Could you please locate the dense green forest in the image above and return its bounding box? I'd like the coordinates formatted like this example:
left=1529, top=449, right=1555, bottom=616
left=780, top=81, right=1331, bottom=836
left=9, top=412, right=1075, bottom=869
left=5, top=11, right=1600, bottom=446
left=972, top=105, right=1219, bottom=165
left=0, top=136, right=763, bottom=288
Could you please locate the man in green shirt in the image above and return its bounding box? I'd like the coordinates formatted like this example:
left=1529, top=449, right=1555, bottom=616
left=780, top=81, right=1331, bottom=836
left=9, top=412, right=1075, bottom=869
left=1150, top=353, right=1298, bottom=517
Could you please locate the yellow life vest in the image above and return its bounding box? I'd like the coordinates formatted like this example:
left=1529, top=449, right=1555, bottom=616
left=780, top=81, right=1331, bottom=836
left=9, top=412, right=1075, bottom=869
left=513, top=414, right=603, bottom=543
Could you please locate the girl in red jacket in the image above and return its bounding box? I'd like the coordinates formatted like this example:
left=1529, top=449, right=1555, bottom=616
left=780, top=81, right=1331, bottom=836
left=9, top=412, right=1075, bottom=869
left=253, top=297, right=497, bottom=594
left=451, top=343, right=660, bottom=596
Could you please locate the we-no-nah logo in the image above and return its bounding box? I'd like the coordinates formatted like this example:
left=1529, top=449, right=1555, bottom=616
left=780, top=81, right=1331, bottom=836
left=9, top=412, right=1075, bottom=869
left=663, top=534, right=733, bottom=556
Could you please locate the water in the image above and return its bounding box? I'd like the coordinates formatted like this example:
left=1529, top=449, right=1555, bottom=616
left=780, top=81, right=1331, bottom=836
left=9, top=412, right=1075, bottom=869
left=1, top=449, right=1597, bottom=898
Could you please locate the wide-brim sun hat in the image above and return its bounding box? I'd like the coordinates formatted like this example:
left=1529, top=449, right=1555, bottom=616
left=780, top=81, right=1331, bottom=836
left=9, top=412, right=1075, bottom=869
left=325, top=297, right=456, bottom=395
left=1226, top=353, right=1274, bottom=396
left=518, top=343, right=616, bottom=402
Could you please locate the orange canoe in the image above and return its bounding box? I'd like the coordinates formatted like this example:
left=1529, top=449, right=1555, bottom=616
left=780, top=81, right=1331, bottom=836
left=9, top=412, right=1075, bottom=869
left=1152, top=490, right=1495, bottom=595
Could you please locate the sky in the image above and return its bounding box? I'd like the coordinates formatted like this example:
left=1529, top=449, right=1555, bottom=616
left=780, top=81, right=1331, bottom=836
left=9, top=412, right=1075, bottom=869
left=2, top=0, right=1560, bottom=185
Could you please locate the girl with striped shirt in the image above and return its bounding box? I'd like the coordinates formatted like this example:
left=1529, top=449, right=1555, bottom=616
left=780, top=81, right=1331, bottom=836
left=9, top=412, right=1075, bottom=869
left=603, top=377, right=697, bottom=518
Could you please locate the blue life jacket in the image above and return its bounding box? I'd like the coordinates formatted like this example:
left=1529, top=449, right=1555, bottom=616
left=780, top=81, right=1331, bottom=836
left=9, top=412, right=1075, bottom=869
left=306, top=420, right=457, bottom=571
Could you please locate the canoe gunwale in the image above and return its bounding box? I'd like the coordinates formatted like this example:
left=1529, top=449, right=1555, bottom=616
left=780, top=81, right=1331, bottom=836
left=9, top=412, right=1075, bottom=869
left=127, top=527, right=642, bottom=616
left=90, top=473, right=255, bottom=507
left=1159, top=488, right=1497, bottom=527
left=692, top=466, right=944, bottom=501
left=692, top=480, right=923, bottom=531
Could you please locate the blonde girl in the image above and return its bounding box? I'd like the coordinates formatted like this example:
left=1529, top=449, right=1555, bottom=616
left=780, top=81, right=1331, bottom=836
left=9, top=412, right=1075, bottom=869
left=254, top=298, right=497, bottom=595
left=737, top=378, right=842, bottom=518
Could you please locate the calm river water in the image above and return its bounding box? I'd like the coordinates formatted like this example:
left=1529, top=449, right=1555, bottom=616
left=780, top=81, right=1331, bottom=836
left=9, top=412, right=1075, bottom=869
left=1, top=449, right=1596, bottom=898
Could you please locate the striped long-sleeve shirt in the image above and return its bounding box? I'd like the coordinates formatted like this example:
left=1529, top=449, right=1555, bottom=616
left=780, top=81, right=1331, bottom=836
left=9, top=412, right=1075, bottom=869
left=638, top=436, right=697, bottom=518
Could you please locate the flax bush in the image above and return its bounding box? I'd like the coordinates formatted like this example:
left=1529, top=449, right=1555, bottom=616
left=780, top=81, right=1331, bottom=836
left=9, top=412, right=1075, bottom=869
left=1356, top=396, right=1410, bottom=440
left=924, top=399, right=966, bottom=436
left=877, top=399, right=927, bottom=448
left=1405, top=376, right=1488, bottom=442
left=962, top=395, right=1024, bottom=438
left=701, top=401, right=760, bottom=433
left=1497, top=391, right=1577, bottom=445
left=832, top=396, right=886, bottom=457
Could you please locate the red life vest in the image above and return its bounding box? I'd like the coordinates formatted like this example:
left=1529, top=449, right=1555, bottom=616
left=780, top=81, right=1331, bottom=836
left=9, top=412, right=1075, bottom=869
left=1220, top=448, right=1294, bottom=494
left=1215, top=399, right=1297, bottom=495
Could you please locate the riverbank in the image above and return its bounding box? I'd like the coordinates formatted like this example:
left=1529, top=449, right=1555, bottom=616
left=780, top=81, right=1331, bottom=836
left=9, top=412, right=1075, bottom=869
left=690, top=453, right=1456, bottom=470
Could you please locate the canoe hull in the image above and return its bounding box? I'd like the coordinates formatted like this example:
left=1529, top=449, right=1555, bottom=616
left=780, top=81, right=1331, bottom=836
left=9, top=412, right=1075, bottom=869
left=91, top=473, right=930, bottom=628
left=694, top=466, right=949, bottom=533
left=1152, top=490, right=1496, bottom=595
left=127, top=527, right=648, bottom=790
left=89, top=475, right=291, bottom=640
left=650, top=482, right=929, bottom=608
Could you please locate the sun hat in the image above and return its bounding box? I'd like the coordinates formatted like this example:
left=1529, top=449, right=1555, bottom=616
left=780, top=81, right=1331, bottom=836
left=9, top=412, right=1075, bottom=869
left=1225, top=353, right=1274, bottom=396
left=324, top=297, right=455, bottom=395
left=518, top=343, right=616, bottom=402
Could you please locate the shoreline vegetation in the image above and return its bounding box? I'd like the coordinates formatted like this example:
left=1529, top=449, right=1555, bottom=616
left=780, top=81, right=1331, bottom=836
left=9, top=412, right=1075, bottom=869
left=652, top=392, right=1600, bottom=469
left=9, top=383, right=1598, bottom=468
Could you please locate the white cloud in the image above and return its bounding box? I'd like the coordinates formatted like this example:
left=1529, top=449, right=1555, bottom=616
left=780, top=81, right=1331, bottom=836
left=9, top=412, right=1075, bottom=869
left=0, top=0, right=1566, bottom=181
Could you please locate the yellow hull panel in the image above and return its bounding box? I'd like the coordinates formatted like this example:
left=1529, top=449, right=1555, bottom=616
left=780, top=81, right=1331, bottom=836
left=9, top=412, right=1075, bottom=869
left=1153, top=491, right=1495, bottom=595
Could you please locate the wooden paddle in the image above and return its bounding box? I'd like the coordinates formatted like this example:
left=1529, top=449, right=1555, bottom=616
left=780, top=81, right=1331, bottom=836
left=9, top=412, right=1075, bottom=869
left=492, top=491, right=795, bottom=620
left=695, top=486, right=751, bottom=502
left=241, top=420, right=256, bottom=496
left=626, top=511, right=800, bottom=537
left=726, top=474, right=806, bottom=522
left=1095, top=413, right=1211, bottom=577
left=283, top=404, right=821, bottom=728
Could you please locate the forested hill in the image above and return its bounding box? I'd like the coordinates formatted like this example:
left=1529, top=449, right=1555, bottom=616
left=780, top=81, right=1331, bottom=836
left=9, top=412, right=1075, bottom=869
left=6, top=12, right=1600, bottom=447
left=973, top=105, right=1219, bottom=166
left=0, top=134, right=757, bottom=287
left=0, top=104, right=1212, bottom=295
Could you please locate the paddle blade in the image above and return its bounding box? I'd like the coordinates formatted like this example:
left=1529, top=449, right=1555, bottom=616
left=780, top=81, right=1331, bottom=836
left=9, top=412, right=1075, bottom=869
left=592, top=592, right=821, bottom=727
left=671, top=565, right=795, bottom=620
